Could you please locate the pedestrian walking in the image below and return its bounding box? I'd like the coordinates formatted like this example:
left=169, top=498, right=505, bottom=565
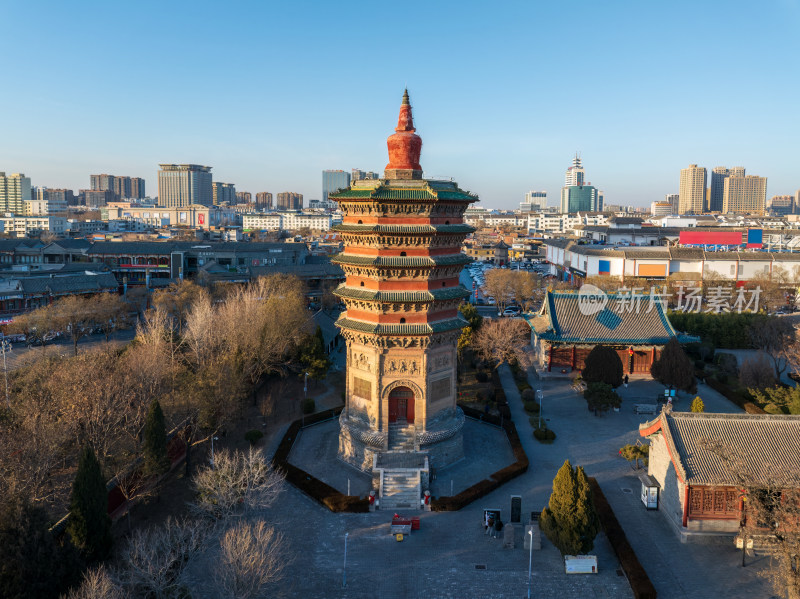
left=623, top=374, right=629, bottom=389
left=486, top=515, right=494, bottom=535
left=493, top=517, right=503, bottom=538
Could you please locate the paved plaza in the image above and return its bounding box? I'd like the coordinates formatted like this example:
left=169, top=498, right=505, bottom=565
left=253, top=364, right=777, bottom=598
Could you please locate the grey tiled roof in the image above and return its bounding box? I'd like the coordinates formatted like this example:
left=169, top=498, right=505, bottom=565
left=640, top=411, right=800, bottom=486
left=16, top=272, right=119, bottom=296
left=533, top=290, right=677, bottom=344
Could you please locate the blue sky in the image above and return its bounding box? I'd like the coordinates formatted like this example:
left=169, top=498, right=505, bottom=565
left=2, top=0, right=799, bottom=209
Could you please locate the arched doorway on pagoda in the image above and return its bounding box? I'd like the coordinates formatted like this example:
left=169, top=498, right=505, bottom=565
left=388, top=386, right=415, bottom=424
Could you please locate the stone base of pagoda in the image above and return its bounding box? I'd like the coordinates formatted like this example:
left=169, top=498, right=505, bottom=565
left=338, top=415, right=386, bottom=472
left=338, top=407, right=465, bottom=472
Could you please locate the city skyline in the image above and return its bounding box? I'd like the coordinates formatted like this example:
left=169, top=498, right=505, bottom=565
left=1, top=1, right=798, bottom=209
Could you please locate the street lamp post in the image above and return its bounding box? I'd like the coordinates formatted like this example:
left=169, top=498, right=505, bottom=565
left=342, top=532, right=349, bottom=588
left=304, top=372, right=309, bottom=399
left=536, top=388, right=544, bottom=430
left=527, top=529, right=533, bottom=598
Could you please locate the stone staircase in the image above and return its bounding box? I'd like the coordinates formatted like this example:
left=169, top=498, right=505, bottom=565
left=380, top=469, right=421, bottom=510
left=373, top=451, right=428, bottom=511
left=388, top=423, right=417, bottom=451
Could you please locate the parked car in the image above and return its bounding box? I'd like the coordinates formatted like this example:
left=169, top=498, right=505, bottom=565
left=502, top=306, right=521, bottom=317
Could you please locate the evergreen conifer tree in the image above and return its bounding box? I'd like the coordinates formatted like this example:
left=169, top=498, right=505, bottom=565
left=143, top=399, right=171, bottom=478
left=540, top=460, right=600, bottom=555
left=690, top=396, right=705, bottom=412
left=67, top=446, right=112, bottom=561
left=0, top=495, right=82, bottom=599
left=650, top=338, right=697, bottom=393
left=582, top=345, right=623, bottom=387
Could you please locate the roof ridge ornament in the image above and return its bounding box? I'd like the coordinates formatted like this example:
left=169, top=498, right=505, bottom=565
left=385, top=90, right=423, bottom=180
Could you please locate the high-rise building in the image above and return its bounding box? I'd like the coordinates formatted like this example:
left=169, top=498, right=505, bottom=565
left=768, top=195, right=794, bottom=216
left=256, top=192, right=273, bottom=210
left=564, top=154, right=585, bottom=186
left=665, top=193, right=679, bottom=213
left=722, top=175, right=767, bottom=215
left=352, top=169, right=380, bottom=182
left=651, top=201, right=673, bottom=216
left=709, top=167, right=746, bottom=212
left=131, top=177, right=145, bottom=199
left=0, top=172, right=32, bottom=214
left=81, top=189, right=114, bottom=206
left=520, top=191, right=547, bottom=211
left=236, top=191, right=252, bottom=204
left=212, top=182, right=236, bottom=205
left=322, top=170, right=351, bottom=202
left=560, top=185, right=601, bottom=213
left=276, top=192, right=303, bottom=210
left=91, top=174, right=146, bottom=200
left=157, top=164, right=212, bottom=208
left=678, top=164, right=707, bottom=214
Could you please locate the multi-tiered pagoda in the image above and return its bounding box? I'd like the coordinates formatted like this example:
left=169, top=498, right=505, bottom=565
left=331, top=91, right=477, bottom=474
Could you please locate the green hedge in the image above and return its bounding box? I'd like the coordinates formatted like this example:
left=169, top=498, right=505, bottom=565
left=588, top=477, right=657, bottom=599
left=272, top=406, right=368, bottom=513
left=668, top=311, right=760, bottom=349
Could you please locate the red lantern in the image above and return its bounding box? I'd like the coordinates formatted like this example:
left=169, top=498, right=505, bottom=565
left=628, top=347, right=634, bottom=356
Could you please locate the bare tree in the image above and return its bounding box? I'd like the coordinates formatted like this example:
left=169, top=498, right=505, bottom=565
left=92, top=293, right=130, bottom=342
left=152, top=280, right=208, bottom=336
left=472, top=318, right=532, bottom=368
left=749, top=317, right=796, bottom=380
left=191, top=447, right=284, bottom=519
left=62, top=565, right=125, bottom=599
left=213, top=521, right=288, bottom=599
left=701, top=438, right=800, bottom=599
left=9, top=303, right=58, bottom=352
left=118, top=517, right=207, bottom=599
left=51, top=295, right=97, bottom=356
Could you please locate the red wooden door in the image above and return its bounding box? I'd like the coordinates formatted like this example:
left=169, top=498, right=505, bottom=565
left=388, top=387, right=414, bottom=424
left=388, top=398, right=398, bottom=423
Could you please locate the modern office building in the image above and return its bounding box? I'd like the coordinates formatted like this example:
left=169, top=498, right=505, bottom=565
left=0, top=172, right=32, bottom=214
left=520, top=190, right=547, bottom=211
left=212, top=182, right=236, bottom=205
left=709, top=167, right=745, bottom=212
left=651, top=201, right=673, bottom=216
left=564, top=154, right=585, bottom=186
left=157, top=164, right=213, bottom=208
left=322, top=170, right=351, bottom=202
left=768, top=195, right=794, bottom=216
left=256, top=192, right=273, bottom=210
left=236, top=191, right=252, bottom=204
left=276, top=192, right=303, bottom=210
left=678, top=164, right=707, bottom=214
left=723, top=175, right=767, bottom=215
left=560, top=185, right=601, bottom=213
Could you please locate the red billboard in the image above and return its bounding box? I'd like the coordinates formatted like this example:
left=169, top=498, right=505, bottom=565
left=679, top=231, right=743, bottom=246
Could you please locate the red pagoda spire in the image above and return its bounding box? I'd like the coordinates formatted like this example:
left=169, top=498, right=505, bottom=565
left=385, top=89, right=423, bottom=179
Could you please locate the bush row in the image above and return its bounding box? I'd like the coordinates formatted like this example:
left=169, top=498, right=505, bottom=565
left=704, top=378, right=766, bottom=414
left=272, top=406, right=369, bottom=513
left=588, top=477, right=657, bottom=599
left=433, top=404, right=529, bottom=511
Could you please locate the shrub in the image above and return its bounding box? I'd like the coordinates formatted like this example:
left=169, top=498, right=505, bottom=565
left=584, top=382, right=621, bottom=413
left=244, top=430, right=264, bottom=445
left=476, top=371, right=489, bottom=383
left=533, top=428, right=556, bottom=442
left=763, top=402, right=784, bottom=415
left=521, top=388, right=536, bottom=402
left=516, top=380, right=532, bottom=393
left=143, top=399, right=170, bottom=478
left=302, top=397, right=316, bottom=414
left=690, top=396, right=704, bottom=413
left=524, top=401, right=540, bottom=413
left=582, top=345, right=623, bottom=387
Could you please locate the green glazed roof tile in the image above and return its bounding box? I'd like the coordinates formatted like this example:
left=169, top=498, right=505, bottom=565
left=335, top=316, right=467, bottom=335
left=333, top=285, right=470, bottom=302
